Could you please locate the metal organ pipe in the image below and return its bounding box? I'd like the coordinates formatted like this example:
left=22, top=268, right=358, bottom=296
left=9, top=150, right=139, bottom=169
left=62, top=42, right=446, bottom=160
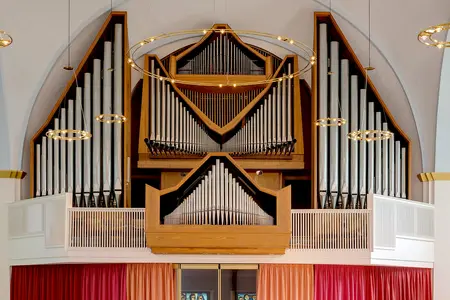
left=359, top=89, right=367, bottom=208
left=367, top=102, right=374, bottom=194
left=41, top=137, right=47, bottom=196
left=382, top=123, right=389, bottom=195
left=330, top=41, right=339, bottom=208
left=389, top=132, right=395, bottom=197
left=61, top=108, right=66, bottom=193
left=340, top=59, right=349, bottom=208
left=395, top=141, right=401, bottom=198
left=375, top=112, right=382, bottom=194
left=113, top=24, right=123, bottom=206
left=67, top=100, right=74, bottom=195
left=47, top=121, right=53, bottom=195
left=93, top=59, right=101, bottom=200
left=75, top=87, right=83, bottom=205
left=36, top=145, right=41, bottom=196
left=401, top=148, right=406, bottom=198
left=84, top=73, right=92, bottom=205
left=350, top=76, right=359, bottom=208
left=318, top=23, right=329, bottom=208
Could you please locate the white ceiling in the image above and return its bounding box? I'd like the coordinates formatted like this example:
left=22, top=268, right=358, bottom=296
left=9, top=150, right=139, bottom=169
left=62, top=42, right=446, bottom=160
left=0, top=0, right=448, bottom=200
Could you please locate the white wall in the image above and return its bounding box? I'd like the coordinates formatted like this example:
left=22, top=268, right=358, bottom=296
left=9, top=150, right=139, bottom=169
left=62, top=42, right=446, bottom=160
left=435, top=32, right=450, bottom=172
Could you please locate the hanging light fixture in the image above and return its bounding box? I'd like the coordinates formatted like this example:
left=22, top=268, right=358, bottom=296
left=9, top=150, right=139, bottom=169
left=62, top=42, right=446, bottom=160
left=418, top=23, right=450, bottom=48
left=0, top=31, right=13, bottom=48
left=95, top=0, right=126, bottom=124
left=47, top=0, right=92, bottom=141
left=347, top=0, right=392, bottom=142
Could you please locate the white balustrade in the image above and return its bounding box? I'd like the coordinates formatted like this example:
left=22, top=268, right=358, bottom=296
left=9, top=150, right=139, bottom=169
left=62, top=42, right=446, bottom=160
left=67, top=208, right=146, bottom=249
left=290, top=209, right=371, bottom=250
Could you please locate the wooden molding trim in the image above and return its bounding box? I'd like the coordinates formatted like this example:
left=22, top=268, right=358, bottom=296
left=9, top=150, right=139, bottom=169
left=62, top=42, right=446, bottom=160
left=417, top=172, right=450, bottom=182
left=0, top=170, right=27, bottom=179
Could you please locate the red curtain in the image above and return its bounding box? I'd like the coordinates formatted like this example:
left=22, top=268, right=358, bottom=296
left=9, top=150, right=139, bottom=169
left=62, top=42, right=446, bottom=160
left=81, top=264, right=127, bottom=300
left=314, top=265, right=432, bottom=300
left=11, top=264, right=127, bottom=300
left=11, top=264, right=83, bottom=300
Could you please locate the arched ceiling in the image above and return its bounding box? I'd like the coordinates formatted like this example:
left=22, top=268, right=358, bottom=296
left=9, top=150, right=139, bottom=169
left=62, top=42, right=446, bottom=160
left=0, top=0, right=448, bottom=200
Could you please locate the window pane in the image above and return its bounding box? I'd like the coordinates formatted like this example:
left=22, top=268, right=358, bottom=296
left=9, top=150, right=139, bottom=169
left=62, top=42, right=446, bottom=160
left=181, top=269, right=218, bottom=300
left=221, top=269, right=257, bottom=300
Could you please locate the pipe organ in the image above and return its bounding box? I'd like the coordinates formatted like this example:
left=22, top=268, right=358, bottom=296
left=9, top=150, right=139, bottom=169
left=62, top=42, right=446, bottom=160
left=164, top=158, right=274, bottom=225
left=316, top=16, right=409, bottom=209
left=176, top=34, right=265, bottom=75
left=145, top=153, right=291, bottom=254
left=31, top=14, right=127, bottom=207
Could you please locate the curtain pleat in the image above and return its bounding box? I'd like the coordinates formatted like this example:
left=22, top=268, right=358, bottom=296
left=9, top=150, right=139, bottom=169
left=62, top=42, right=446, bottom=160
left=10, top=264, right=83, bottom=300
left=81, top=264, right=127, bottom=300
left=257, top=264, right=314, bottom=300
left=127, top=263, right=176, bottom=300
left=314, top=265, right=432, bottom=300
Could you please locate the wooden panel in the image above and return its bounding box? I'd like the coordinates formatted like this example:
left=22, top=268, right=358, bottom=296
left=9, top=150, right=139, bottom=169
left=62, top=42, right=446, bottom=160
left=161, top=172, right=185, bottom=189
left=249, top=172, right=281, bottom=191
left=138, top=56, right=150, bottom=156
left=152, top=247, right=286, bottom=255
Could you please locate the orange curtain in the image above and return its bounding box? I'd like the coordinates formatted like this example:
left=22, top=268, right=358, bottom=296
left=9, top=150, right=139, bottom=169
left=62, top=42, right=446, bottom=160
left=257, top=264, right=314, bottom=300
left=127, top=263, right=176, bottom=300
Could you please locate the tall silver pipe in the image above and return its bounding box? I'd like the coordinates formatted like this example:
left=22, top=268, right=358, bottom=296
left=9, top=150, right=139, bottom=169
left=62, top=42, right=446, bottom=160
left=359, top=89, right=367, bottom=207
left=319, top=23, right=329, bottom=208
left=340, top=59, right=349, bottom=208
left=47, top=126, right=53, bottom=195
left=114, top=24, right=123, bottom=205
left=375, top=112, right=382, bottom=194
left=36, top=144, right=41, bottom=196
left=103, top=42, right=112, bottom=197
left=287, top=64, right=292, bottom=142
left=401, top=147, right=406, bottom=198
left=84, top=73, right=91, bottom=197
left=395, top=141, right=401, bottom=198
left=60, top=108, right=66, bottom=193
left=382, top=123, right=389, bottom=195
left=67, top=100, right=74, bottom=194
left=93, top=59, right=101, bottom=194
left=389, top=133, right=395, bottom=197
left=75, top=87, right=83, bottom=201
left=330, top=41, right=339, bottom=208
left=350, top=76, right=359, bottom=208
left=41, top=137, right=47, bottom=196
left=367, top=102, right=374, bottom=194
left=150, top=60, right=156, bottom=140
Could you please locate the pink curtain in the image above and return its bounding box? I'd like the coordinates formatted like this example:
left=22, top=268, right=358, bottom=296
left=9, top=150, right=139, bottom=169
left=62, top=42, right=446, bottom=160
left=81, top=264, right=127, bottom=300
left=126, top=263, right=176, bottom=300
left=257, top=264, right=314, bottom=300
left=314, top=265, right=432, bottom=300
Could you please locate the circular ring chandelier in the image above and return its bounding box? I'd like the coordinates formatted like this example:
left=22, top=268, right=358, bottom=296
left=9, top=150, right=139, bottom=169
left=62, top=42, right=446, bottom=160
left=95, top=113, right=127, bottom=124
left=0, top=31, right=13, bottom=48
left=347, top=129, right=393, bottom=142
left=315, top=117, right=347, bottom=127
left=126, top=29, right=316, bottom=87
left=418, top=23, right=450, bottom=48
left=46, top=129, right=92, bottom=141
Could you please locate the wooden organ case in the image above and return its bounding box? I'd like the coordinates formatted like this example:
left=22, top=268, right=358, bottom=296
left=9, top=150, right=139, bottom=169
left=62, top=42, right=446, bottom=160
left=135, top=24, right=309, bottom=254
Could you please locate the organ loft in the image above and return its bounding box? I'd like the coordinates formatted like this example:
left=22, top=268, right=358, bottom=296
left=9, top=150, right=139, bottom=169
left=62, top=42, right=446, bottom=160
left=30, top=16, right=409, bottom=255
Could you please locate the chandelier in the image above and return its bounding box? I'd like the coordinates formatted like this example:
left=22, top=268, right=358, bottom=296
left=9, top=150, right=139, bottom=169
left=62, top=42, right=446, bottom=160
left=126, top=28, right=316, bottom=87
left=0, top=31, right=13, bottom=48
left=418, top=23, right=450, bottom=48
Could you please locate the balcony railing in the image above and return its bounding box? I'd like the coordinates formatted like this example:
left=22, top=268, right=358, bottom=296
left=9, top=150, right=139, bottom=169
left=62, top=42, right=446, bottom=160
left=8, top=193, right=434, bottom=253
left=290, top=209, right=371, bottom=250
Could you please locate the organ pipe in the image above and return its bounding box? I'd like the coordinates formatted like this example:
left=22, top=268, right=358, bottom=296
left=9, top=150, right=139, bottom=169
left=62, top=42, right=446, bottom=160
left=340, top=59, right=349, bottom=208
left=330, top=41, right=339, bottom=208
left=350, top=76, right=359, bottom=208
left=359, top=89, right=367, bottom=208
left=375, top=112, right=382, bottom=194
left=367, top=102, right=374, bottom=194
left=34, top=22, right=125, bottom=206
left=318, top=23, right=328, bottom=208
left=164, top=159, right=273, bottom=225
